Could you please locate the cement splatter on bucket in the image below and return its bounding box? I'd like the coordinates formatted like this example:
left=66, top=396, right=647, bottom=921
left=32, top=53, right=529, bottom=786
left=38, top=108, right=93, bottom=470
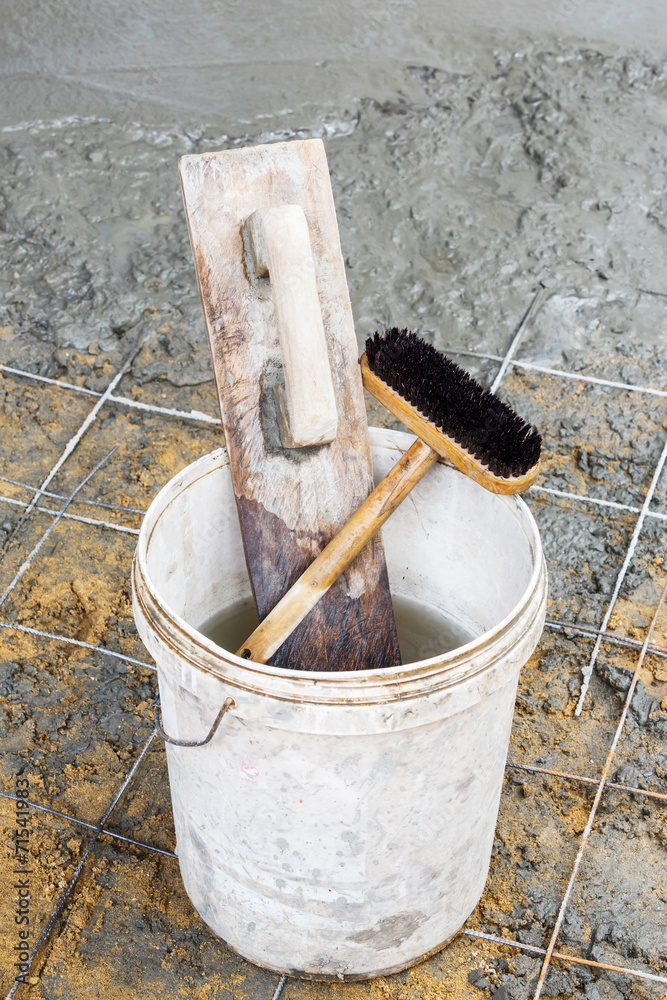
left=132, top=427, right=547, bottom=980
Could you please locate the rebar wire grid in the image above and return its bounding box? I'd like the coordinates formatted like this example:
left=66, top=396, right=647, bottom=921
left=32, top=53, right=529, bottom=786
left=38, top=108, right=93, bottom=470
left=0, top=295, right=665, bottom=1000
left=532, top=577, right=667, bottom=998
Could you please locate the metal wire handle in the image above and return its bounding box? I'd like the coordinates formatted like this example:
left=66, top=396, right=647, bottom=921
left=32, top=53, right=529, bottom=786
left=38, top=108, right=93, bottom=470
left=152, top=694, right=235, bottom=747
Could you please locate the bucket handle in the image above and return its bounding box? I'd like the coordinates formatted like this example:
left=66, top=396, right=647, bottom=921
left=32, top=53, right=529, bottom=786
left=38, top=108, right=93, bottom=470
left=153, top=694, right=236, bottom=748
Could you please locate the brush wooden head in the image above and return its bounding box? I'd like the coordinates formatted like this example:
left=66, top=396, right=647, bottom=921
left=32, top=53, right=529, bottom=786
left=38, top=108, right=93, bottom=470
left=361, top=335, right=541, bottom=495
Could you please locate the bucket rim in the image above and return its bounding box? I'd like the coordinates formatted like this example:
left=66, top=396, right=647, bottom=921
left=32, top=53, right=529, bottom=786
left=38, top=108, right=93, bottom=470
left=133, top=429, right=547, bottom=697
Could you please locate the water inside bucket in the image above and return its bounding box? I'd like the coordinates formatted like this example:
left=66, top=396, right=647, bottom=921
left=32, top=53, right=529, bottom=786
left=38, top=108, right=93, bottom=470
left=198, top=593, right=476, bottom=665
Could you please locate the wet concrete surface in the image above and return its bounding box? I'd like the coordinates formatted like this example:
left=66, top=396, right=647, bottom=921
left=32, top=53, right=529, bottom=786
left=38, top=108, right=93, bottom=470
left=0, top=14, right=666, bottom=1000
left=3, top=46, right=667, bottom=390
left=3, top=1, right=667, bottom=126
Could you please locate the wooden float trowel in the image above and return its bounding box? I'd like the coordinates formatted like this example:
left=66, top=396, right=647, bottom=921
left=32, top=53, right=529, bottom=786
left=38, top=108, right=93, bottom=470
left=179, top=139, right=400, bottom=671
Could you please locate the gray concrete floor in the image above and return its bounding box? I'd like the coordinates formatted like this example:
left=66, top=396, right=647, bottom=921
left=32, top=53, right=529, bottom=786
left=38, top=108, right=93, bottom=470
left=0, top=5, right=666, bottom=999
left=2, top=0, right=667, bottom=125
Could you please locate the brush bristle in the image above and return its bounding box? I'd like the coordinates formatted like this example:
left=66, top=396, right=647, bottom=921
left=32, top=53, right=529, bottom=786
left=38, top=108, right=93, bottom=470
left=365, top=328, right=542, bottom=479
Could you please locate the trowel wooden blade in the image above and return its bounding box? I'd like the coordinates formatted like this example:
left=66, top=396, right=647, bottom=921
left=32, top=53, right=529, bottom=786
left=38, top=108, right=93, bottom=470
left=179, top=138, right=400, bottom=671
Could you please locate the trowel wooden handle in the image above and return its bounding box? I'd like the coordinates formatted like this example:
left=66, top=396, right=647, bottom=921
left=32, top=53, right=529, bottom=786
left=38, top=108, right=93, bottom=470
left=246, top=205, right=338, bottom=447
left=237, top=438, right=437, bottom=663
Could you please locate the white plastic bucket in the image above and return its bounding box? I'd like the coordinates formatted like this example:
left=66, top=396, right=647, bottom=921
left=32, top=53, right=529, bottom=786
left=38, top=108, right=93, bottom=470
left=132, top=427, right=547, bottom=980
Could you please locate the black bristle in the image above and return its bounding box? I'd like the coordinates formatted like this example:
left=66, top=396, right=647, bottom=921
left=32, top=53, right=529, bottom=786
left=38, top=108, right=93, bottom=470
left=365, top=328, right=542, bottom=479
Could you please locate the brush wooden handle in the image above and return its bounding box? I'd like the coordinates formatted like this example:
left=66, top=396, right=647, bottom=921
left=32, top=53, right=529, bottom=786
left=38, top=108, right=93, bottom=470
left=238, top=438, right=437, bottom=664
left=246, top=205, right=338, bottom=447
